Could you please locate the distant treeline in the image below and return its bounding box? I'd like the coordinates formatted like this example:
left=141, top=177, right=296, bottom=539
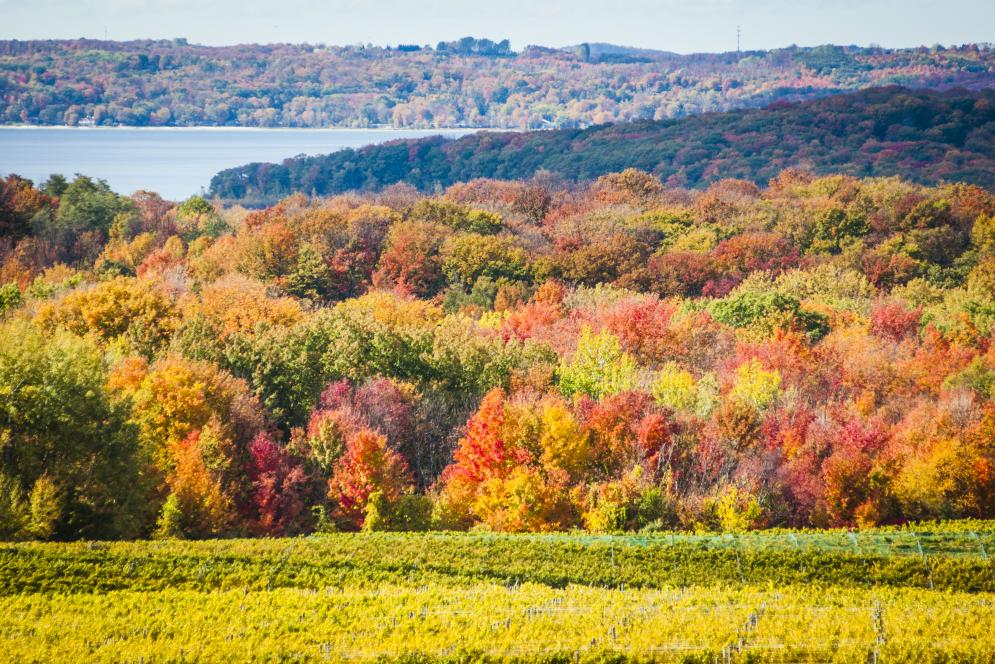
left=209, top=87, right=995, bottom=205
left=0, top=38, right=993, bottom=128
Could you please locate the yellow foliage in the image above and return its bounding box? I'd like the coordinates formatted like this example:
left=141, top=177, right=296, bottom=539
left=334, top=290, right=442, bottom=329
left=652, top=362, right=697, bottom=412
left=182, top=275, right=302, bottom=339
left=108, top=355, right=150, bottom=394
left=128, top=356, right=260, bottom=466
left=714, top=485, right=764, bottom=532
left=730, top=358, right=781, bottom=410
left=98, top=232, right=157, bottom=271
left=33, top=277, right=177, bottom=354
left=472, top=467, right=573, bottom=532
left=539, top=400, right=592, bottom=481
left=189, top=235, right=238, bottom=283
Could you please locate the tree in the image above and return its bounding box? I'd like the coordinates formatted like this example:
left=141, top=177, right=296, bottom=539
left=373, top=221, right=450, bottom=297
left=182, top=275, right=303, bottom=340
left=328, top=429, right=414, bottom=530
left=442, top=388, right=529, bottom=486
left=539, top=399, right=592, bottom=481
left=729, top=359, right=781, bottom=411
left=652, top=363, right=698, bottom=413
left=126, top=356, right=267, bottom=477
left=33, top=276, right=178, bottom=357
left=558, top=327, right=638, bottom=399
left=810, top=207, right=868, bottom=254
left=0, top=174, right=54, bottom=240
left=176, top=195, right=228, bottom=239
left=159, top=430, right=237, bottom=538
left=222, top=318, right=334, bottom=430
left=441, top=233, right=529, bottom=288
left=247, top=431, right=312, bottom=535
left=0, top=321, right=146, bottom=539
left=55, top=175, right=134, bottom=234
left=285, top=242, right=333, bottom=301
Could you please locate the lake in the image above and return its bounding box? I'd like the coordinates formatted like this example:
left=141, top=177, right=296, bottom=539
left=0, top=127, right=478, bottom=201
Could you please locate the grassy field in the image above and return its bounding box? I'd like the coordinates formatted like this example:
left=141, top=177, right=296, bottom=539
left=2, top=523, right=995, bottom=662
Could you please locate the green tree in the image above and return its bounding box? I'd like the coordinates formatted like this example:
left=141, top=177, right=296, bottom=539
left=0, top=321, right=147, bottom=539
left=442, top=234, right=529, bottom=288
left=558, top=327, right=638, bottom=399
left=56, top=175, right=134, bottom=234
left=0, top=283, right=22, bottom=316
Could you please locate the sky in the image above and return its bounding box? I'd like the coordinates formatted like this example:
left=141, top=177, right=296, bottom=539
left=0, top=0, right=992, bottom=53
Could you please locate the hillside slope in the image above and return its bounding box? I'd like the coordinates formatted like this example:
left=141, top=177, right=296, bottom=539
left=1, top=39, right=993, bottom=129
left=209, top=86, right=995, bottom=204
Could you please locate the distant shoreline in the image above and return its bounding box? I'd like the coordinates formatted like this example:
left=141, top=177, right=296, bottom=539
left=0, top=124, right=491, bottom=133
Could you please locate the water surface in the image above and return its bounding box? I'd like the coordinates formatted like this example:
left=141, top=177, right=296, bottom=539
left=0, top=127, right=477, bottom=200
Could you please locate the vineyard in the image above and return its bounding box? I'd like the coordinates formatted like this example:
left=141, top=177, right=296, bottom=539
left=3, top=523, right=995, bottom=662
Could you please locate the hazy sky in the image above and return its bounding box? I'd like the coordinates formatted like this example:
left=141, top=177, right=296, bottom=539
left=1, top=0, right=992, bottom=53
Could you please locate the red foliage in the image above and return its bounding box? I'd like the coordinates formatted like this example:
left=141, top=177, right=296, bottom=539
left=870, top=300, right=922, bottom=342
left=318, top=378, right=419, bottom=465
left=861, top=250, right=918, bottom=288
left=328, top=428, right=413, bottom=530
left=444, top=388, right=532, bottom=486
left=372, top=221, right=447, bottom=297
left=247, top=432, right=312, bottom=536
left=712, top=232, right=799, bottom=276
left=602, top=297, right=678, bottom=363
left=820, top=417, right=893, bottom=526
left=648, top=251, right=719, bottom=297
left=583, top=392, right=673, bottom=478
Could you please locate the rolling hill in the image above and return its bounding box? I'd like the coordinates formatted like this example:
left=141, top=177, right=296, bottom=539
left=209, top=86, right=995, bottom=205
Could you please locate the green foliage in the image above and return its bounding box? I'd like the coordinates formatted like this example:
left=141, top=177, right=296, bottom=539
left=176, top=195, right=214, bottom=219
left=41, top=174, right=68, bottom=198
left=708, top=290, right=830, bottom=340
left=558, top=327, right=638, bottom=400
left=25, top=270, right=84, bottom=300
left=442, top=234, right=529, bottom=288
left=175, top=195, right=229, bottom=239
left=2, top=524, right=995, bottom=595
left=0, top=321, right=146, bottom=539
left=442, top=276, right=501, bottom=313
left=284, top=242, right=333, bottom=301
left=944, top=357, right=995, bottom=399
left=211, top=88, right=995, bottom=203
left=809, top=207, right=869, bottom=253
left=155, top=493, right=185, bottom=540
left=26, top=476, right=62, bottom=540
left=0, top=474, right=29, bottom=541
left=363, top=491, right=433, bottom=532
left=55, top=175, right=134, bottom=233
left=0, top=283, right=21, bottom=315
left=223, top=319, right=335, bottom=429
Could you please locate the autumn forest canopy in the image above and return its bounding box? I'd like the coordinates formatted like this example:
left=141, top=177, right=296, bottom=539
left=1, top=38, right=994, bottom=129
left=3, top=164, right=995, bottom=541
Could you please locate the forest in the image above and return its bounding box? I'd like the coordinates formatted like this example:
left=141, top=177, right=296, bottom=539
left=1, top=38, right=993, bottom=129
left=2, top=164, right=995, bottom=541
left=208, top=87, right=995, bottom=205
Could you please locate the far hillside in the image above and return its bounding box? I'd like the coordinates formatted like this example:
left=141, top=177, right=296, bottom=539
left=209, top=87, right=995, bottom=205
left=1, top=39, right=993, bottom=128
